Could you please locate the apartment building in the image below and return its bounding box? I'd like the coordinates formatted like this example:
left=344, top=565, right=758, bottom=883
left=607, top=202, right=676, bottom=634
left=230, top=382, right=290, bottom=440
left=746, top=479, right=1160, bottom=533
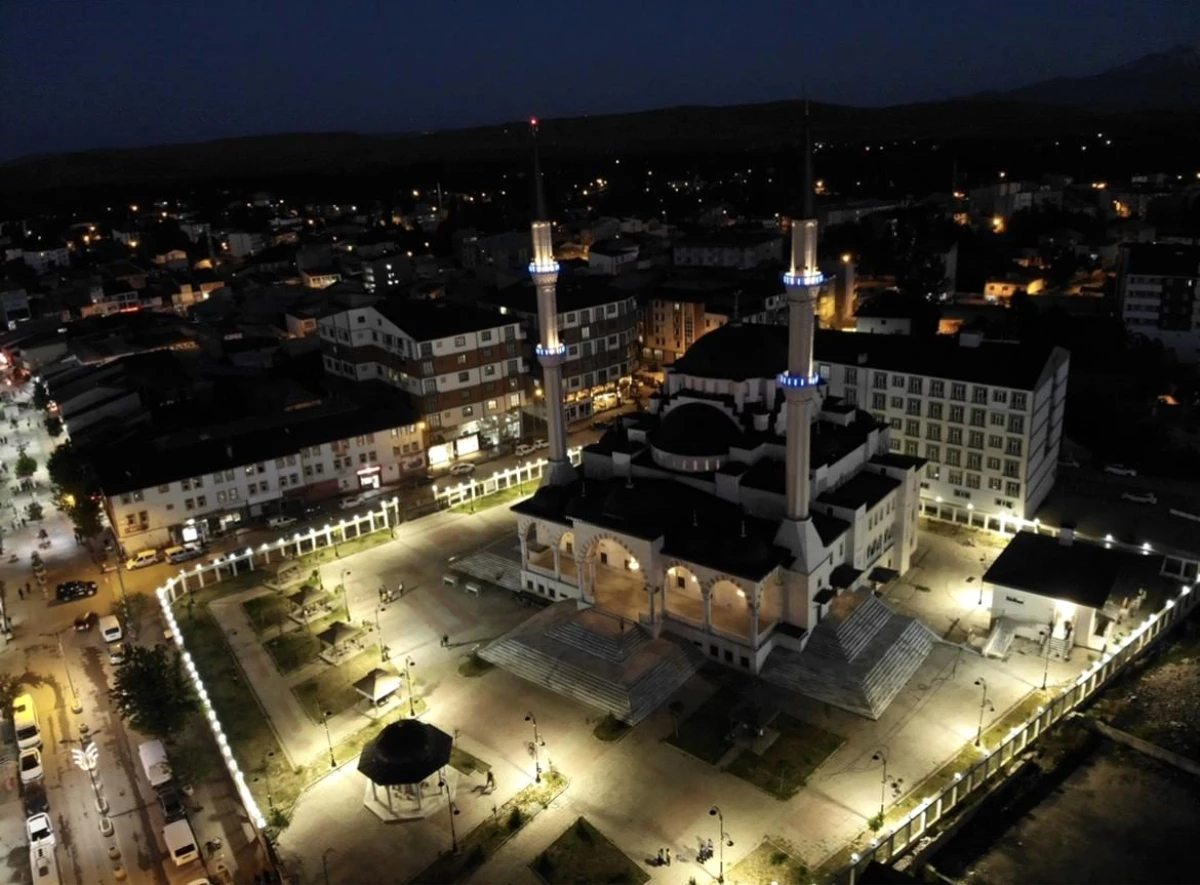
left=22, top=243, right=70, bottom=274
left=814, top=330, right=1069, bottom=524
left=361, top=252, right=414, bottom=293
left=1118, top=243, right=1200, bottom=362
left=319, top=299, right=528, bottom=456
left=99, top=404, right=423, bottom=555
left=672, top=230, right=783, bottom=269
left=479, top=276, right=640, bottom=423
left=641, top=276, right=786, bottom=368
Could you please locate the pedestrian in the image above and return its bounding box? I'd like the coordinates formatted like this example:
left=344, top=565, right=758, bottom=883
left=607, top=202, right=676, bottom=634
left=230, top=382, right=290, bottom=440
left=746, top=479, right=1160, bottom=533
left=657, top=849, right=664, bottom=865
left=665, top=848, right=671, bottom=866
left=25, top=582, right=30, bottom=595
left=440, top=633, right=449, bottom=648
left=17, top=587, right=23, bottom=600
left=485, top=770, right=495, bottom=791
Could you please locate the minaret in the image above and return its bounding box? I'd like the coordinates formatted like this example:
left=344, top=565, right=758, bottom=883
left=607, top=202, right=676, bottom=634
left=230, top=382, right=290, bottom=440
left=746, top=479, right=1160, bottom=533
left=775, top=102, right=826, bottom=569
left=529, top=119, right=575, bottom=486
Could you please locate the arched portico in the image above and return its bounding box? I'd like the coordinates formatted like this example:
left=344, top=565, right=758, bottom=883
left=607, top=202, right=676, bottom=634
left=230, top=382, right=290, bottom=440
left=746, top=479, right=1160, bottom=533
left=664, top=564, right=704, bottom=626
left=709, top=577, right=753, bottom=640
left=579, top=534, right=650, bottom=623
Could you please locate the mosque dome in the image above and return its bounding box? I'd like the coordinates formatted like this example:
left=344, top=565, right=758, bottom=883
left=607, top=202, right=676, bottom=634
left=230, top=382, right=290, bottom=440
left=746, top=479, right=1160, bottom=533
left=670, top=323, right=789, bottom=382
left=654, top=403, right=742, bottom=458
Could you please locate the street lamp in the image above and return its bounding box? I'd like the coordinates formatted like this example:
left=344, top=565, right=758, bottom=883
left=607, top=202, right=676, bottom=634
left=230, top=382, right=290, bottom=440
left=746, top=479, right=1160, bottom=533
left=871, top=750, right=888, bottom=819
left=57, top=631, right=82, bottom=714
left=1038, top=627, right=1052, bottom=690
left=258, top=750, right=276, bottom=810
left=709, top=805, right=733, bottom=884
left=321, top=708, right=336, bottom=769
left=974, top=678, right=995, bottom=748
left=63, top=725, right=107, bottom=817
left=437, top=770, right=461, bottom=854
left=340, top=568, right=353, bottom=622
left=525, top=712, right=544, bottom=783
left=375, top=603, right=389, bottom=661
left=404, top=656, right=417, bottom=717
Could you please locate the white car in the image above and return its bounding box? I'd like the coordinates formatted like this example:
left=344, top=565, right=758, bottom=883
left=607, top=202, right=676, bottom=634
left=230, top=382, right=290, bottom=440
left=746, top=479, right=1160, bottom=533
left=19, top=748, right=43, bottom=784
left=27, top=812, right=54, bottom=848
left=1104, top=464, right=1137, bottom=477
left=450, top=462, right=476, bottom=477
left=267, top=515, right=297, bottom=529
left=339, top=494, right=366, bottom=510
left=1122, top=491, right=1158, bottom=505
left=533, top=438, right=549, bottom=450
left=515, top=444, right=535, bottom=457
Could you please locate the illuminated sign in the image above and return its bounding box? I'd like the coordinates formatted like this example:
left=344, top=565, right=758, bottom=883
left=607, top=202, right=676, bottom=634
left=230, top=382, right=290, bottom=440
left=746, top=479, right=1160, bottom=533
left=454, top=435, right=479, bottom=457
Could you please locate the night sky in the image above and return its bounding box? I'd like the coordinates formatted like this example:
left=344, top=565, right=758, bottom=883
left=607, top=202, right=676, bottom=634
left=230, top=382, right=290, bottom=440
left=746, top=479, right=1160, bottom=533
left=3, top=0, right=1197, bottom=160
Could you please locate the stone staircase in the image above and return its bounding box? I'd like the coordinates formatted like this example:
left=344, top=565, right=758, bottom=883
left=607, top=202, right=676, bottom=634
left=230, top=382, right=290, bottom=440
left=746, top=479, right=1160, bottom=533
left=480, top=603, right=705, bottom=724
left=762, top=591, right=937, bottom=720
left=450, top=550, right=524, bottom=592
left=982, top=617, right=1018, bottom=659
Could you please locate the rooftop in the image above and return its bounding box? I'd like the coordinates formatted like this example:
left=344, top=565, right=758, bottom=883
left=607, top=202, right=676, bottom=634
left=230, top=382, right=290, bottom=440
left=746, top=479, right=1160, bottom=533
left=374, top=299, right=514, bottom=342
left=816, top=471, right=901, bottom=512
left=1121, top=242, right=1200, bottom=278
left=480, top=275, right=633, bottom=316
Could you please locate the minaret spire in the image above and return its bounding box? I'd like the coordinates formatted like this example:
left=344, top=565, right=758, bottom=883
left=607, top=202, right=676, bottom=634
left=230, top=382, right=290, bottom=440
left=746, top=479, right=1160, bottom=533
left=775, top=98, right=826, bottom=569
left=528, top=118, right=575, bottom=487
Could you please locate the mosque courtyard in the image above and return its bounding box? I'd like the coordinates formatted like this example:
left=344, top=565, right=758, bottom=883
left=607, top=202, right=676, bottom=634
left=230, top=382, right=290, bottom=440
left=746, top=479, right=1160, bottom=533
left=173, top=498, right=1092, bottom=884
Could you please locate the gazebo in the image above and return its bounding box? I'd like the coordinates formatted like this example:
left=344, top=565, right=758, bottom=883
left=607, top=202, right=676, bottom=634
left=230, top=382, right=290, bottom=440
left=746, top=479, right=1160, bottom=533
left=316, top=620, right=362, bottom=663
left=357, top=720, right=456, bottom=821
left=354, top=667, right=402, bottom=715
left=287, top=584, right=330, bottom=624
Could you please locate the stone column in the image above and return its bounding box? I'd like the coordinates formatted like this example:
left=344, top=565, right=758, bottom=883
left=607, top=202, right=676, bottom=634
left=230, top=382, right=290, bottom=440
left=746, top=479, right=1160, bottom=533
left=553, top=546, right=561, bottom=581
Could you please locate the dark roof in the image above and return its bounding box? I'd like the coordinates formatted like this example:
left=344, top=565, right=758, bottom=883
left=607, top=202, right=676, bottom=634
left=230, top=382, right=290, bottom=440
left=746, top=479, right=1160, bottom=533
left=375, top=299, right=511, bottom=342
left=829, top=564, right=862, bottom=590
left=675, top=230, right=782, bottom=249
left=817, top=471, right=900, bottom=511
left=479, top=275, right=632, bottom=316
left=590, top=238, right=639, bottom=257
left=672, top=323, right=1060, bottom=390
left=870, top=453, right=925, bottom=471
left=654, top=402, right=744, bottom=457
left=982, top=532, right=1134, bottom=609
left=1121, top=243, right=1200, bottom=278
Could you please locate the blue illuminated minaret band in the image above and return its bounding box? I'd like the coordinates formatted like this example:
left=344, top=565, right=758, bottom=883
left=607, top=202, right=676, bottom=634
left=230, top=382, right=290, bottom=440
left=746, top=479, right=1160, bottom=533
left=778, top=101, right=824, bottom=530
left=529, top=119, right=574, bottom=486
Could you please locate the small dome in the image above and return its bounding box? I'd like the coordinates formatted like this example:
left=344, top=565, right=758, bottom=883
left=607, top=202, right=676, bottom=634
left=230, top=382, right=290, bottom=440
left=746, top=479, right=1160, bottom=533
left=671, top=323, right=789, bottom=381
left=654, top=403, right=742, bottom=458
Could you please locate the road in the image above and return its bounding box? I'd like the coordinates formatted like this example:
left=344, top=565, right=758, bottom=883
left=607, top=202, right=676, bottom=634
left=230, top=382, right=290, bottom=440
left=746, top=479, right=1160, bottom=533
left=0, top=387, right=265, bottom=885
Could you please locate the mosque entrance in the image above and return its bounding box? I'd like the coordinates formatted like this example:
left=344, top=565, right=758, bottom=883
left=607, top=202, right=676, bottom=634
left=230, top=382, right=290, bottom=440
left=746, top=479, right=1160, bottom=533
left=584, top=537, right=649, bottom=623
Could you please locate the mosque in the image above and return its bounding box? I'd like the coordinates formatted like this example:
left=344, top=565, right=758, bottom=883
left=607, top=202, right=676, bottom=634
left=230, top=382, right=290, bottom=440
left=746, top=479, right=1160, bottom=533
left=479, top=115, right=937, bottom=723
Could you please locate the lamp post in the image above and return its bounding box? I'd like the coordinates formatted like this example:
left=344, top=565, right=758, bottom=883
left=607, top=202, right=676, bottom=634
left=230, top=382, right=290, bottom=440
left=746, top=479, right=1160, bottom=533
left=62, top=725, right=106, bottom=815
left=259, top=750, right=276, bottom=810
left=974, top=678, right=995, bottom=748
left=437, top=770, right=460, bottom=855
left=321, top=708, right=336, bottom=769
left=375, top=603, right=389, bottom=661
left=709, top=805, right=732, bottom=884
left=57, top=630, right=82, bottom=714
left=871, top=750, right=888, bottom=819
left=1038, top=628, right=1052, bottom=690
left=404, top=656, right=416, bottom=717
left=525, top=712, right=544, bottom=783
left=340, top=568, right=353, bottom=622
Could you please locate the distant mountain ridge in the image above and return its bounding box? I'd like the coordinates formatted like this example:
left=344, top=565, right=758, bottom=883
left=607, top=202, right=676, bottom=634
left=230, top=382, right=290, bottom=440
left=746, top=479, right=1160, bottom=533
left=973, top=43, right=1200, bottom=112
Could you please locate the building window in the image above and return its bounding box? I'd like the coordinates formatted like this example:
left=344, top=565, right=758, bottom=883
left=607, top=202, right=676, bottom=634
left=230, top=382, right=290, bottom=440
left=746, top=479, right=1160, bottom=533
left=458, top=371, right=470, bottom=382
left=970, top=408, right=986, bottom=427
left=907, top=377, right=923, bottom=395
left=1006, top=481, right=1022, bottom=497
left=946, top=448, right=961, bottom=467
left=990, top=412, right=1005, bottom=426
left=925, top=444, right=941, bottom=461
left=950, top=382, right=966, bottom=401
left=1011, top=392, right=1027, bottom=411
left=925, top=463, right=940, bottom=480
left=484, top=364, right=496, bottom=376
left=196, top=495, right=207, bottom=507
left=462, top=406, right=473, bottom=417
left=906, top=398, right=921, bottom=416
left=873, top=372, right=887, bottom=390
left=926, top=424, right=941, bottom=442
left=1008, top=415, right=1025, bottom=434
left=1003, top=459, right=1021, bottom=478
left=971, top=386, right=988, bottom=404
left=456, top=354, right=467, bottom=365
left=968, top=431, right=984, bottom=449
left=889, top=438, right=901, bottom=452
left=988, top=477, right=1002, bottom=491
left=993, top=389, right=1008, bottom=405
left=947, top=428, right=962, bottom=446
left=157, top=484, right=170, bottom=493
left=1005, top=438, right=1023, bottom=456
left=928, top=402, right=943, bottom=420
left=846, top=368, right=858, bottom=385
left=967, top=452, right=982, bottom=470
left=929, top=380, right=944, bottom=398
left=948, top=470, right=963, bottom=486
left=185, top=498, right=195, bottom=511
left=988, top=434, right=1003, bottom=449
left=905, top=419, right=920, bottom=437
left=949, top=405, right=964, bottom=424
left=454, top=336, right=466, bottom=347
left=904, top=440, right=918, bottom=456
left=480, top=330, right=492, bottom=342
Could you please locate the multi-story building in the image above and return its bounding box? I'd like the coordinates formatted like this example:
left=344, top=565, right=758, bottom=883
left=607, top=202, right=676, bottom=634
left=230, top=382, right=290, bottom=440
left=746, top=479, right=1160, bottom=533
left=1118, top=243, right=1200, bottom=361
left=641, top=276, right=786, bottom=368
left=22, top=243, right=70, bottom=273
left=318, top=299, right=528, bottom=456
left=226, top=231, right=265, bottom=259
left=361, top=252, right=414, bottom=293
left=479, top=276, right=640, bottom=423
left=814, top=330, right=1069, bottom=524
left=300, top=266, right=342, bottom=289
left=98, top=403, right=423, bottom=555
left=456, top=230, right=532, bottom=273
left=672, top=230, right=783, bottom=269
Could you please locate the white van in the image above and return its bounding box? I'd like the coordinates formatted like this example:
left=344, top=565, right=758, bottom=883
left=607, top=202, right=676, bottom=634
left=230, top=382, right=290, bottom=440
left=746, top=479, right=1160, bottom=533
left=163, top=819, right=199, bottom=866
left=165, top=544, right=203, bottom=564
left=125, top=549, right=160, bottom=570
left=29, top=842, right=61, bottom=885
left=138, top=740, right=172, bottom=790
left=13, top=693, right=41, bottom=750
left=99, top=615, right=123, bottom=644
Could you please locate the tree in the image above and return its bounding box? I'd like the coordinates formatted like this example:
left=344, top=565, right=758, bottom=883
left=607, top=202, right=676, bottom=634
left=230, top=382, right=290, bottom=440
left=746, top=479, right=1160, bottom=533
left=25, top=501, right=44, bottom=521
left=15, top=452, right=37, bottom=479
left=46, top=441, right=102, bottom=539
left=31, top=381, right=50, bottom=412
left=109, top=644, right=199, bottom=741
left=43, top=415, right=63, bottom=438
left=71, top=495, right=104, bottom=539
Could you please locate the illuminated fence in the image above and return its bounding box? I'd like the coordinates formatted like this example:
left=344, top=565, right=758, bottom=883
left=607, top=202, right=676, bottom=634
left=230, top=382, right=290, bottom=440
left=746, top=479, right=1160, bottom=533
left=152, top=496, right=404, bottom=840
left=432, top=447, right=583, bottom=509
left=833, top=572, right=1200, bottom=884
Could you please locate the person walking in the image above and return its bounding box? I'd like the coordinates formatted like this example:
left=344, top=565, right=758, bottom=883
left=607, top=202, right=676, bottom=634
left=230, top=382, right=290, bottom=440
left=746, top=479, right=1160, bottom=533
left=485, top=770, right=495, bottom=792
left=440, top=633, right=449, bottom=648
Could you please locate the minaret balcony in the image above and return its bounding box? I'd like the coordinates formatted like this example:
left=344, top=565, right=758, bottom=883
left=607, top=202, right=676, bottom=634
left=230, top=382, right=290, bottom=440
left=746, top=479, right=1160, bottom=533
left=529, top=260, right=561, bottom=275
left=783, top=270, right=825, bottom=287
left=776, top=371, right=823, bottom=390
left=536, top=343, right=567, bottom=363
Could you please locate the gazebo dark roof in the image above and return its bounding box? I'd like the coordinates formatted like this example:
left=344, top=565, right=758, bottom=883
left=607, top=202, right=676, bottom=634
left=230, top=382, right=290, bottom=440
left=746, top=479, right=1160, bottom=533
left=287, top=585, right=329, bottom=608
left=357, top=720, right=453, bottom=786
left=316, top=620, right=360, bottom=647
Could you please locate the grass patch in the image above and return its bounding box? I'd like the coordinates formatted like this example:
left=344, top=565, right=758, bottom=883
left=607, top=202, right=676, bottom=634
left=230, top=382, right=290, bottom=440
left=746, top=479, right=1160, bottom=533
left=412, top=771, right=568, bottom=885
left=458, top=653, right=495, bottom=678
left=294, top=647, right=390, bottom=722
left=592, top=714, right=631, bottom=743
left=449, top=745, right=491, bottom=776
left=724, top=715, right=844, bottom=800
left=531, top=816, right=648, bottom=885
left=292, top=530, right=393, bottom=570
left=263, top=614, right=342, bottom=674
left=727, top=840, right=808, bottom=885
left=449, top=482, right=532, bottom=514
left=664, top=684, right=742, bottom=764
left=243, top=592, right=291, bottom=635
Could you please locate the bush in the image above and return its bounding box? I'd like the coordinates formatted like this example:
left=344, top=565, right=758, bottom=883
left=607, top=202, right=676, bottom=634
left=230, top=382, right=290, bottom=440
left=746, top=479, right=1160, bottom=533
left=507, top=807, right=523, bottom=831
left=535, top=852, right=555, bottom=878
left=15, top=453, right=37, bottom=479
left=868, top=811, right=885, bottom=832
left=25, top=501, right=43, bottom=522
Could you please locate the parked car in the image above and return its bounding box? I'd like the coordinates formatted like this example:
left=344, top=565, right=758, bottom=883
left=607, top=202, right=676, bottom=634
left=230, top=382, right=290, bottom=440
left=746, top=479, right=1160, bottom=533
left=1122, top=491, right=1158, bottom=505
left=414, top=474, right=436, bottom=487
left=339, top=494, right=367, bottom=510
left=165, top=543, right=204, bottom=564
left=56, top=581, right=98, bottom=602
left=19, top=748, right=43, bottom=784
left=450, top=462, right=476, bottom=477
left=1104, top=463, right=1137, bottom=477
left=125, top=549, right=161, bottom=570
left=267, top=515, right=297, bottom=529
left=158, top=786, right=188, bottom=823
left=74, top=611, right=98, bottom=632
left=533, top=438, right=549, bottom=450
left=515, top=444, right=535, bottom=457
left=26, top=812, right=53, bottom=848
left=108, top=642, right=129, bottom=666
